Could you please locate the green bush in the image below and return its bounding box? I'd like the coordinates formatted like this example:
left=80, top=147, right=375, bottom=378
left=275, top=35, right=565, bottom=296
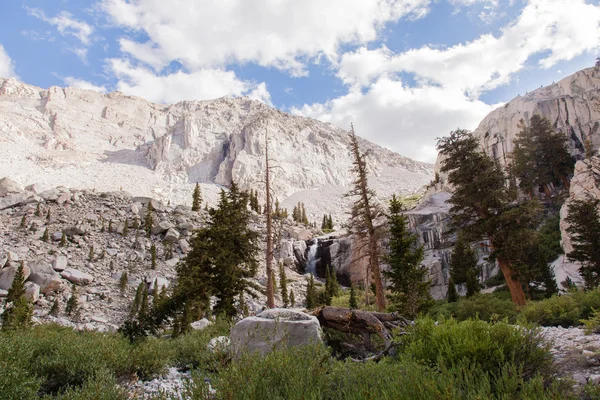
left=53, top=371, right=128, bottom=400
left=170, top=318, right=231, bottom=372
left=427, top=293, right=518, bottom=323
left=522, top=288, right=600, bottom=327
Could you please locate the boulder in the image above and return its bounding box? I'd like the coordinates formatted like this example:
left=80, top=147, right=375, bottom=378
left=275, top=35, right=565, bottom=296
left=148, top=276, right=169, bottom=294
left=56, top=193, right=70, bottom=205
left=165, top=257, right=179, bottom=268
left=190, top=318, right=213, bottom=331
left=230, top=308, right=322, bottom=358
left=0, top=289, right=7, bottom=297
left=52, top=232, right=63, bottom=241
left=0, top=177, right=23, bottom=197
left=0, top=192, right=32, bottom=210
left=63, top=224, right=89, bottom=236
left=52, top=256, right=68, bottom=271
left=28, top=260, right=63, bottom=293
left=61, top=268, right=94, bottom=285
left=152, top=220, right=174, bottom=235
left=179, top=239, right=191, bottom=253
left=24, top=282, right=40, bottom=303
left=24, top=183, right=47, bottom=194
left=0, top=264, right=31, bottom=290
left=38, top=188, right=60, bottom=201
left=163, top=228, right=180, bottom=242
left=208, top=336, right=231, bottom=353
left=287, top=226, right=313, bottom=241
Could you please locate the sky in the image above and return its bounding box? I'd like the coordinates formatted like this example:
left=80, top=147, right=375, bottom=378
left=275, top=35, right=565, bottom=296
left=1, top=0, right=599, bottom=163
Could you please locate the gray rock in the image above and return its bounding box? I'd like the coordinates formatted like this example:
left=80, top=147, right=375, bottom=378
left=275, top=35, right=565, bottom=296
left=61, top=268, right=94, bottom=285
left=0, top=177, right=23, bottom=197
left=24, top=282, right=40, bottom=303
left=52, top=231, right=63, bottom=241
left=24, top=183, right=47, bottom=194
left=148, top=276, right=169, bottom=294
left=56, top=193, right=70, bottom=205
left=179, top=239, right=191, bottom=253
left=230, top=308, right=322, bottom=358
left=63, top=224, right=89, bottom=236
left=106, top=248, right=118, bottom=257
left=165, top=257, right=179, bottom=268
left=152, top=220, right=174, bottom=235
left=38, top=188, right=60, bottom=201
left=52, top=256, right=68, bottom=271
left=163, top=228, right=180, bottom=242
left=190, top=318, right=213, bottom=331
left=0, top=263, right=31, bottom=290
left=207, top=336, right=231, bottom=353
left=0, top=289, right=7, bottom=297
left=573, top=373, right=588, bottom=385
left=28, top=260, right=63, bottom=294
left=590, top=374, right=600, bottom=385
left=0, top=192, right=32, bottom=210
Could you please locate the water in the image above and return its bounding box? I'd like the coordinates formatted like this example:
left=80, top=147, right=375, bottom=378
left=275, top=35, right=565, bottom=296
left=306, top=238, right=319, bottom=275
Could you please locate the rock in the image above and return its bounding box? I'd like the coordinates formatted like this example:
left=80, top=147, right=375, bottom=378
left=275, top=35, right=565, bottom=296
left=0, top=263, right=31, bottom=290
left=287, top=226, right=313, bottom=241
left=106, top=248, right=118, bottom=257
left=152, top=220, right=174, bottom=235
left=573, top=373, right=588, bottom=385
left=230, top=308, right=322, bottom=358
left=278, top=240, right=294, bottom=260
left=38, top=188, right=60, bottom=201
left=63, top=224, right=89, bottom=236
left=190, top=318, right=213, bottom=331
left=52, top=256, right=68, bottom=271
left=28, top=260, right=63, bottom=293
left=24, top=282, right=40, bottom=302
left=0, top=192, right=32, bottom=210
left=52, top=231, right=63, bottom=241
left=207, top=336, right=231, bottom=353
left=179, top=239, right=191, bottom=253
left=165, top=257, right=179, bottom=268
left=56, top=192, right=70, bottom=205
left=0, top=289, right=7, bottom=297
left=293, top=241, right=307, bottom=264
left=61, top=268, right=94, bottom=285
left=148, top=276, right=169, bottom=294
left=24, top=183, right=46, bottom=194
left=0, top=177, right=23, bottom=197
left=590, top=374, right=600, bottom=385
left=163, top=228, right=180, bottom=243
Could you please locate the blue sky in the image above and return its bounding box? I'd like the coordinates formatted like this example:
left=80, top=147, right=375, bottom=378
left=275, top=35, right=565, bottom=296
left=1, top=0, right=599, bottom=162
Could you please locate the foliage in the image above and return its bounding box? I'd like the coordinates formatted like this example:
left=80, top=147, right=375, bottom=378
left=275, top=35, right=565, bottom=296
left=450, top=232, right=480, bottom=297
left=305, top=274, right=317, bottom=310
left=321, top=214, right=333, bottom=230
left=580, top=308, right=600, bottom=335
left=144, top=201, right=154, bottom=237
left=447, top=277, right=459, bottom=303
left=41, top=227, right=49, bottom=242
left=521, top=288, right=600, bottom=327
left=289, top=289, right=295, bottom=308
left=49, top=298, right=60, bottom=316
left=6, top=261, right=26, bottom=303
left=151, top=243, right=157, bottom=269
left=192, top=183, right=202, bottom=211
left=122, top=218, right=129, bottom=237
left=65, top=285, right=79, bottom=316
left=428, top=293, right=518, bottom=323
left=383, top=195, right=432, bottom=318
left=566, top=199, right=600, bottom=289
left=119, top=271, right=128, bottom=294
left=348, top=284, right=358, bottom=309
left=2, top=261, right=33, bottom=331
left=279, top=264, right=289, bottom=308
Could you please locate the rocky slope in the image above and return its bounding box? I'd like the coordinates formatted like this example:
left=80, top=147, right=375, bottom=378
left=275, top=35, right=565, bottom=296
left=0, top=78, right=432, bottom=223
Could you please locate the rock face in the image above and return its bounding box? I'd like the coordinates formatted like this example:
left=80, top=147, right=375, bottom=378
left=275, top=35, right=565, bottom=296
left=230, top=308, right=322, bottom=357
left=0, top=78, right=432, bottom=219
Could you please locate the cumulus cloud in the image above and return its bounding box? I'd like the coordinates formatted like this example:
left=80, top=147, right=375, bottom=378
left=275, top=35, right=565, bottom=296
left=27, top=8, right=94, bottom=46
left=63, top=77, right=107, bottom=93
left=0, top=44, right=17, bottom=79
left=101, top=0, right=431, bottom=75
left=295, top=0, right=600, bottom=162
left=108, top=59, right=270, bottom=104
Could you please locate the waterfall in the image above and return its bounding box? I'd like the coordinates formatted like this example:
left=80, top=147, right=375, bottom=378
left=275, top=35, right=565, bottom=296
left=306, top=238, right=319, bottom=275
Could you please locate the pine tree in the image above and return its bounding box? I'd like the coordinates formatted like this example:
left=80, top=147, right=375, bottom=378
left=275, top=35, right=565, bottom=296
left=279, top=263, right=289, bottom=308
left=119, top=271, right=128, bottom=294
left=150, top=243, right=157, bottom=269
left=321, top=215, right=328, bottom=230
left=192, top=183, right=202, bottom=211
left=139, top=284, right=149, bottom=318
left=305, top=274, right=316, bottom=310
left=59, top=232, right=67, bottom=247
left=164, top=241, right=173, bottom=260
left=20, top=215, right=27, bottom=229
left=108, top=219, right=113, bottom=233
left=34, top=203, right=41, bottom=217
left=289, top=289, right=295, bottom=308
left=566, top=199, right=600, bottom=288
left=132, top=218, right=139, bottom=229
left=437, top=129, right=528, bottom=306
left=49, top=298, right=60, bottom=316
left=2, top=267, right=32, bottom=331
left=46, top=208, right=51, bottom=221
left=447, top=277, right=459, bottom=303
left=175, top=182, right=260, bottom=318
left=41, top=227, right=49, bottom=242
left=300, top=203, right=308, bottom=225
left=66, top=285, right=79, bottom=316
left=328, top=214, right=333, bottom=230
left=88, top=245, right=94, bottom=261
left=346, top=125, right=387, bottom=311
left=349, top=283, right=358, bottom=309
left=122, top=219, right=129, bottom=237
left=130, top=282, right=144, bottom=318
left=450, top=232, right=480, bottom=297
left=145, top=202, right=154, bottom=237
left=100, top=218, right=105, bottom=232
left=383, top=195, right=432, bottom=317
left=6, top=261, right=26, bottom=303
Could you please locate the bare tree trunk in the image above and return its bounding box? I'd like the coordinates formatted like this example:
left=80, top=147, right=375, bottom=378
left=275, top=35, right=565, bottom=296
left=265, top=131, right=275, bottom=308
left=497, top=256, right=527, bottom=306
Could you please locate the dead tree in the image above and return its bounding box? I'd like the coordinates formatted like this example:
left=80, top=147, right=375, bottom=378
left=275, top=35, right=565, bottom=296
left=313, top=306, right=410, bottom=362
left=265, top=130, right=275, bottom=308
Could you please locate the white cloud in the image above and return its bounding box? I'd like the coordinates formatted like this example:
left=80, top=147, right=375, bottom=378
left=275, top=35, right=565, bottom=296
left=101, top=0, right=431, bottom=74
left=108, top=59, right=270, bottom=104
left=68, top=48, right=88, bottom=63
left=293, top=77, right=497, bottom=162
left=63, top=77, right=107, bottom=93
left=0, top=44, right=17, bottom=79
left=27, top=8, right=94, bottom=46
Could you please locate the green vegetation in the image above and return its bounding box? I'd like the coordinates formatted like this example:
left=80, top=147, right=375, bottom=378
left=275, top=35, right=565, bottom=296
left=450, top=232, right=480, bottom=297
left=192, top=183, right=202, bottom=211
left=566, top=199, right=600, bottom=288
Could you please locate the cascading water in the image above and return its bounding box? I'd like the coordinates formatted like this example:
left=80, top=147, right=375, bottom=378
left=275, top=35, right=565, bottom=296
left=305, top=238, right=319, bottom=275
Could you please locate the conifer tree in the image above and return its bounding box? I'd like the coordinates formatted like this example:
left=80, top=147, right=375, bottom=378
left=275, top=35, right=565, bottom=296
left=46, top=208, right=51, bottom=221
left=144, top=202, right=154, bottom=237
left=328, top=214, right=333, bottom=230
left=41, top=227, right=49, bottom=242
left=34, top=203, right=41, bottom=217
left=139, top=284, right=149, bottom=318
left=59, top=233, right=67, bottom=247
left=66, top=285, right=79, bottom=316
left=132, top=218, right=139, bottom=229
left=289, top=289, right=295, bottom=308
left=279, top=263, right=289, bottom=308
left=164, top=241, right=173, bottom=260
left=100, top=218, right=105, bottom=232
left=322, top=215, right=328, bottom=230
left=192, top=183, right=202, bottom=211
left=20, top=215, right=27, bottom=229
left=300, top=203, right=308, bottom=225
left=2, top=261, right=32, bottom=330
left=49, top=298, right=59, bottom=316
left=305, top=274, right=317, bottom=310
left=88, top=245, right=94, bottom=261
left=292, top=204, right=300, bottom=222
left=349, top=283, right=358, bottom=309
left=119, top=271, right=128, bottom=294
left=566, top=199, right=600, bottom=288
left=150, top=244, right=157, bottom=269
left=450, top=232, right=480, bottom=297
left=130, top=282, right=144, bottom=318
left=108, top=219, right=113, bottom=233
left=437, top=129, right=529, bottom=306
left=447, top=277, right=459, bottom=303
left=6, top=261, right=26, bottom=303
left=122, top=218, right=129, bottom=237
left=383, top=195, right=432, bottom=317
left=346, top=125, right=387, bottom=311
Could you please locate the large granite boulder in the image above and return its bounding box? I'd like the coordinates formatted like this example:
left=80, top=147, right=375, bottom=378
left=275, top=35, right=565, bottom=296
left=61, top=268, right=94, bottom=285
left=230, top=308, right=322, bottom=358
left=0, top=177, right=23, bottom=197
left=28, top=260, right=63, bottom=294
left=0, top=263, right=31, bottom=290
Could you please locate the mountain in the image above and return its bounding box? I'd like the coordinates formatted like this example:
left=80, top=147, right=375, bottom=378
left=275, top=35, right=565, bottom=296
left=0, top=78, right=433, bottom=222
